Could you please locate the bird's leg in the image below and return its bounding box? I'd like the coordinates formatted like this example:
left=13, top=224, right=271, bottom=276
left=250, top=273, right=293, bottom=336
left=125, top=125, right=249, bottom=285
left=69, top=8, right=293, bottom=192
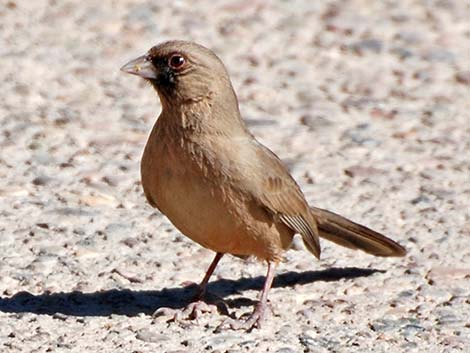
left=216, top=261, right=276, bottom=332
left=241, top=261, right=276, bottom=329
left=153, top=252, right=224, bottom=321
left=194, top=252, right=224, bottom=300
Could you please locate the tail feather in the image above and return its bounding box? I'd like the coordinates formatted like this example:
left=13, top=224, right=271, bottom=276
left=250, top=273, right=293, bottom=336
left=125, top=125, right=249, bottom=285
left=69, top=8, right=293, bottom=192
left=310, top=206, right=406, bottom=257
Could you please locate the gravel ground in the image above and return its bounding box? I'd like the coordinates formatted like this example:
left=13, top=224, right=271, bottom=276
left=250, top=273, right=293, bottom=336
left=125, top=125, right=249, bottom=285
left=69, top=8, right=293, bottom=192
left=1, top=0, right=469, bottom=352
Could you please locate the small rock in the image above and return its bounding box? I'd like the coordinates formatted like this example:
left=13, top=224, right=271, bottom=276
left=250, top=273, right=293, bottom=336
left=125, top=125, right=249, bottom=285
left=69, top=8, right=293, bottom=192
left=395, top=31, right=422, bottom=44
left=436, top=311, right=462, bottom=327
left=410, top=195, right=430, bottom=205
left=349, top=39, right=383, bottom=54
left=390, top=47, right=413, bottom=59
left=299, top=114, right=333, bottom=130
left=52, top=313, right=68, bottom=321
left=121, top=237, right=139, bottom=248
left=135, top=328, right=168, bottom=343
left=455, top=71, right=470, bottom=85
left=397, top=290, right=415, bottom=298
left=299, top=332, right=316, bottom=348
left=275, top=348, right=297, bottom=353
left=344, top=165, right=385, bottom=178
left=422, top=49, right=455, bottom=63
left=340, top=123, right=380, bottom=146
left=32, top=176, right=52, bottom=186
left=245, top=118, right=277, bottom=126
left=369, top=319, right=398, bottom=332
left=315, top=336, right=340, bottom=349
left=401, top=324, right=425, bottom=337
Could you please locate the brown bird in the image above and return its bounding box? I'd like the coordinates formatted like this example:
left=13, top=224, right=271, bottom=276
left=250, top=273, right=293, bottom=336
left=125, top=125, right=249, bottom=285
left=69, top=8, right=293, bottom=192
left=121, top=40, right=406, bottom=330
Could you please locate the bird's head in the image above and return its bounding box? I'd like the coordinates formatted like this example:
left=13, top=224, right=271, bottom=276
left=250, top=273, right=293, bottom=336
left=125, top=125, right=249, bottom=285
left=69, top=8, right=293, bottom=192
left=121, top=41, right=235, bottom=109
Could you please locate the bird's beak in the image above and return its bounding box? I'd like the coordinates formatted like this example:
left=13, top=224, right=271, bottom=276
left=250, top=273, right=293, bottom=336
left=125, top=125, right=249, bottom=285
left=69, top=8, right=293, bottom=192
left=120, top=55, right=157, bottom=80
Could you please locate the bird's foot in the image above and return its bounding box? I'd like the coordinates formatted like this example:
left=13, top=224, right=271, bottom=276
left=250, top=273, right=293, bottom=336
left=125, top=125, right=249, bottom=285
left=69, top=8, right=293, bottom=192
left=153, top=300, right=217, bottom=322
left=215, top=302, right=268, bottom=332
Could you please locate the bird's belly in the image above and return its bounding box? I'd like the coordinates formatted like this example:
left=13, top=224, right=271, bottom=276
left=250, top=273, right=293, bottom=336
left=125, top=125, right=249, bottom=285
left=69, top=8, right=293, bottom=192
left=141, top=147, right=291, bottom=260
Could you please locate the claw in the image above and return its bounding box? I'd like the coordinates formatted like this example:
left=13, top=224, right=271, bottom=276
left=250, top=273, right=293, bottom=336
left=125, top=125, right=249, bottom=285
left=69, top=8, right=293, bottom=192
left=182, top=301, right=216, bottom=319
left=215, top=302, right=268, bottom=332
left=152, top=307, right=176, bottom=319
left=152, top=301, right=217, bottom=322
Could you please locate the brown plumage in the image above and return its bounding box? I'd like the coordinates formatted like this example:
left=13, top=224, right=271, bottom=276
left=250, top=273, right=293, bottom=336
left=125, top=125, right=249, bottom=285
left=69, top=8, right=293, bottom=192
left=121, top=40, right=406, bottom=330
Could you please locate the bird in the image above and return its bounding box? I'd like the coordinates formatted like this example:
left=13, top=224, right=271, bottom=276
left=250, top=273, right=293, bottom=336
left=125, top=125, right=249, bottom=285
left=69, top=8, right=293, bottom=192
left=120, top=40, right=406, bottom=330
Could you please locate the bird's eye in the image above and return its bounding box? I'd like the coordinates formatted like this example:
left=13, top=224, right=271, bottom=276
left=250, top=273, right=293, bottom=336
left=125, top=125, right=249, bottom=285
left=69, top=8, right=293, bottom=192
left=168, top=54, right=186, bottom=69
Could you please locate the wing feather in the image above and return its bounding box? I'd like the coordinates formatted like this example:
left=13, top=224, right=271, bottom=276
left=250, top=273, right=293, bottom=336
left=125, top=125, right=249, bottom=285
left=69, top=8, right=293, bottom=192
left=252, top=146, right=321, bottom=258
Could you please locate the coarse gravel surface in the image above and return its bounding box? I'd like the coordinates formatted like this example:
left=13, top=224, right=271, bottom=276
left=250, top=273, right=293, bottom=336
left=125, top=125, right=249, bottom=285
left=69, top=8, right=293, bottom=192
left=1, top=0, right=469, bottom=352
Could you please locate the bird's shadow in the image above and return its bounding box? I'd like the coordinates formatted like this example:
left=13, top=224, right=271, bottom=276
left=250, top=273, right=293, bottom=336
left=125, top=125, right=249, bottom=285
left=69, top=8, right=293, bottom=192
left=0, top=267, right=383, bottom=317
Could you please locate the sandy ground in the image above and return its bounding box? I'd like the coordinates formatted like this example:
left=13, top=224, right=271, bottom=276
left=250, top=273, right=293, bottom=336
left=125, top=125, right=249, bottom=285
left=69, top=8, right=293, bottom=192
left=1, top=0, right=469, bottom=352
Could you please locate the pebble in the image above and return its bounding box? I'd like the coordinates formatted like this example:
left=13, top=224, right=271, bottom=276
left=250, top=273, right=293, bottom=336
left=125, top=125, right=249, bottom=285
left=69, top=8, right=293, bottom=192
left=455, top=71, right=470, bottom=85
left=135, top=328, right=169, bottom=343
left=275, top=348, right=297, bottom=353
left=299, top=114, right=333, bottom=130
left=348, top=39, right=383, bottom=54
left=32, top=176, right=53, bottom=186
left=299, top=332, right=316, bottom=348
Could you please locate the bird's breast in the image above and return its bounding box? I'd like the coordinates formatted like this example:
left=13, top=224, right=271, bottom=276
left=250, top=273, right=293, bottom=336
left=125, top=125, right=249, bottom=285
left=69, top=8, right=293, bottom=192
left=139, top=126, right=292, bottom=260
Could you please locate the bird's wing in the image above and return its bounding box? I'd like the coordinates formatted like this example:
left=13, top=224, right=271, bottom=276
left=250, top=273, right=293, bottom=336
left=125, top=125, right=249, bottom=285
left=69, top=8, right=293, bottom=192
left=247, top=144, right=321, bottom=259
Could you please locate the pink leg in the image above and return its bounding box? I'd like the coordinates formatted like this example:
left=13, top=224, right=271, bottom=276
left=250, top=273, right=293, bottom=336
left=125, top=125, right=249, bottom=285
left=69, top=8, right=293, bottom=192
left=216, top=261, right=277, bottom=331
left=153, top=252, right=224, bottom=320
left=196, top=252, right=224, bottom=299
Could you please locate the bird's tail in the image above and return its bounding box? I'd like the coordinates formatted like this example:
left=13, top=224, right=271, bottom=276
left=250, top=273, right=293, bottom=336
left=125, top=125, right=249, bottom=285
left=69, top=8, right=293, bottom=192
left=310, top=206, right=406, bottom=257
